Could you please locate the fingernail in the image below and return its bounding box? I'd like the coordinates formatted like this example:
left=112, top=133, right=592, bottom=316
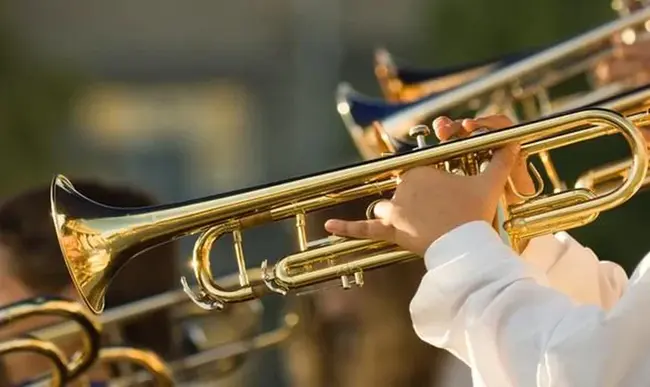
left=433, top=116, right=452, bottom=128
left=324, top=219, right=341, bottom=231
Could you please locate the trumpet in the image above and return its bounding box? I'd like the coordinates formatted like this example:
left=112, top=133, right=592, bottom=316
left=51, top=108, right=648, bottom=312
left=0, top=297, right=101, bottom=386
left=568, top=86, right=650, bottom=194
left=0, top=297, right=175, bottom=387
left=576, top=158, right=650, bottom=195
left=337, top=7, right=650, bottom=160
left=374, top=1, right=649, bottom=104
left=110, top=312, right=298, bottom=386
left=374, top=47, right=533, bottom=103
left=34, top=270, right=296, bottom=384
left=97, top=347, right=173, bottom=387
left=0, top=336, right=68, bottom=387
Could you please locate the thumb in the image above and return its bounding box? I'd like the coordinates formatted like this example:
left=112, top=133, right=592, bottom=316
left=483, top=143, right=520, bottom=193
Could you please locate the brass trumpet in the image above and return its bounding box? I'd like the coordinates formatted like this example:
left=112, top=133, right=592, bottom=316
left=110, top=312, right=298, bottom=386
left=346, top=79, right=650, bottom=195
left=338, top=7, right=650, bottom=160
left=0, top=297, right=101, bottom=386
left=569, top=86, right=650, bottom=194
left=576, top=158, right=650, bottom=195
left=34, top=270, right=296, bottom=384
left=374, top=1, right=649, bottom=103
left=0, top=337, right=69, bottom=386
left=374, top=47, right=532, bottom=103
left=97, top=347, right=174, bottom=387
left=52, top=108, right=648, bottom=312
left=0, top=297, right=175, bottom=386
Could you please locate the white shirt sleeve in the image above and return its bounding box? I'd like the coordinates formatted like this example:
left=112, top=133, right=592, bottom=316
left=520, top=232, right=628, bottom=310
left=409, top=220, right=650, bottom=387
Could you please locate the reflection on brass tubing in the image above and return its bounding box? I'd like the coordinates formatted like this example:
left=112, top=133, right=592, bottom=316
left=109, top=313, right=299, bottom=386
left=0, top=337, right=68, bottom=387
left=34, top=270, right=262, bottom=342
left=576, top=159, right=650, bottom=194
left=51, top=109, right=648, bottom=312
left=99, top=347, right=174, bottom=387
left=0, top=297, right=102, bottom=383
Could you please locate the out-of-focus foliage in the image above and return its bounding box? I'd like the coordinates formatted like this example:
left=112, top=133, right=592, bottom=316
left=0, top=26, right=81, bottom=196
left=422, top=0, right=613, bottom=66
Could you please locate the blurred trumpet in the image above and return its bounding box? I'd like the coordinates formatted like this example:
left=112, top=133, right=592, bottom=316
left=0, top=297, right=101, bottom=386
left=374, top=1, right=650, bottom=104
left=34, top=270, right=296, bottom=384
left=337, top=7, right=650, bottom=160
left=0, top=297, right=174, bottom=386
left=374, top=47, right=533, bottom=103
left=109, top=312, right=298, bottom=386
left=51, top=108, right=647, bottom=311
left=565, top=86, right=650, bottom=194
left=97, top=347, right=174, bottom=387
left=576, top=158, right=650, bottom=195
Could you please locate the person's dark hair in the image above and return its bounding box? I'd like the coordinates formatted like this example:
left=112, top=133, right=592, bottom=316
left=0, top=179, right=179, bottom=358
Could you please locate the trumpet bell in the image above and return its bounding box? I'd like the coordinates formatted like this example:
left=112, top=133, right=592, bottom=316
left=374, top=47, right=533, bottom=102
left=51, top=175, right=145, bottom=315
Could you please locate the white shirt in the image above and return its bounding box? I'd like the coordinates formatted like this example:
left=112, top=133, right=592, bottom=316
left=411, top=221, right=649, bottom=387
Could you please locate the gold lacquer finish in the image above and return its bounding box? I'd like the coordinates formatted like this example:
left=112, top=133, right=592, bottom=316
left=0, top=297, right=101, bottom=386
left=34, top=270, right=294, bottom=383
left=97, top=347, right=174, bottom=387
left=577, top=158, right=650, bottom=195
left=110, top=312, right=298, bottom=385
left=0, top=338, right=68, bottom=387
left=338, top=7, right=650, bottom=156
left=571, top=87, right=650, bottom=194
left=52, top=108, right=648, bottom=311
left=374, top=48, right=496, bottom=102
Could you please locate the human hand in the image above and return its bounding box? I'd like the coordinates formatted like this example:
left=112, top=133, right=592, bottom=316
left=432, top=114, right=536, bottom=204
left=323, top=143, right=520, bottom=256
left=593, top=36, right=650, bottom=87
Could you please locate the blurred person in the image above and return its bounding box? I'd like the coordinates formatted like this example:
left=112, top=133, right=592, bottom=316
left=0, top=179, right=180, bottom=385
left=324, top=111, right=650, bottom=387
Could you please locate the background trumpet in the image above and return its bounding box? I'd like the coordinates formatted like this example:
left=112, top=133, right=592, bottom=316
left=337, top=7, right=650, bottom=161
left=33, top=270, right=298, bottom=385
left=0, top=296, right=175, bottom=386
left=0, top=297, right=101, bottom=386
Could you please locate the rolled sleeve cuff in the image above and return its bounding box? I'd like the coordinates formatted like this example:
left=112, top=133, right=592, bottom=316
left=423, top=220, right=507, bottom=271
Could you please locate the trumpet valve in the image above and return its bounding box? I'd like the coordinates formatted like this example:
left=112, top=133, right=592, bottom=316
left=409, top=125, right=431, bottom=149
left=340, top=271, right=364, bottom=290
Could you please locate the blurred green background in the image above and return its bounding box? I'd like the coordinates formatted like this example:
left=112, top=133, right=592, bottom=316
left=0, top=0, right=647, bottom=386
